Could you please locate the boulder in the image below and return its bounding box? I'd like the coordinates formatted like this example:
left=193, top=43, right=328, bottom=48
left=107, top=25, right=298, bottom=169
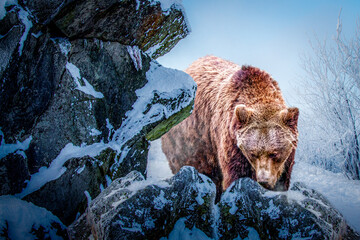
left=218, top=179, right=359, bottom=240
left=0, top=0, right=195, bottom=225
left=53, top=0, right=190, bottom=58
left=68, top=167, right=360, bottom=240
left=67, top=167, right=216, bottom=239
left=8, top=40, right=195, bottom=224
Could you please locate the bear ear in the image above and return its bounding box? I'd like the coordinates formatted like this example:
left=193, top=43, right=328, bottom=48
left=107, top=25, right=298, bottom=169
left=280, top=107, right=299, bottom=131
left=235, top=104, right=254, bottom=126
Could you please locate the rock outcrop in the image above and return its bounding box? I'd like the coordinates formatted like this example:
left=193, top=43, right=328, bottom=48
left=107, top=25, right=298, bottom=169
left=53, top=0, right=190, bottom=59
left=0, top=0, right=194, bottom=226
left=2, top=1, right=359, bottom=240
left=68, top=167, right=360, bottom=240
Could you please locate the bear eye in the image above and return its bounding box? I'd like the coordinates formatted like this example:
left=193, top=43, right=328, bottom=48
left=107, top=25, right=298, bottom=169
left=250, top=153, right=257, bottom=159
left=268, top=153, right=278, bottom=159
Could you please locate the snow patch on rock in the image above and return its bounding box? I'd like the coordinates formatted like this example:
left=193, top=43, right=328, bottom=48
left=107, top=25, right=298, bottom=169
left=0, top=129, right=32, bottom=160
left=262, top=199, right=280, bottom=220
left=51, top=37, right=71, bottom=55
left=66, top=62, right=104, bottom=98
left=16, top=142, right=110, bottom=198
left=0, top=0, right=17, bottom=20
left=0, top=195, right=65, bottom=240
left=90, top=128, right=102, bottom=136
left=147, top=139, right=173, bottom=180
left=18, top=7, right=33, bottom=56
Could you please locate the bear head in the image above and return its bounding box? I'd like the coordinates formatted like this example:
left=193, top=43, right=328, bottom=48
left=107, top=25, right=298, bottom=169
left=234, top=104, right=299, bottom=190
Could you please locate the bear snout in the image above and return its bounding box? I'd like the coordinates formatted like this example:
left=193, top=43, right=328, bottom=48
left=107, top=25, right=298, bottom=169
left=256, top=168, right=277, bottom=188
left=256, top=169, right=271, bottom=182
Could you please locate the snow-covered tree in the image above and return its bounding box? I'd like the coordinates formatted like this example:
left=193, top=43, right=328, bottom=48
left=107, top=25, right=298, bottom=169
left=299, top=16, right=360, bottom=179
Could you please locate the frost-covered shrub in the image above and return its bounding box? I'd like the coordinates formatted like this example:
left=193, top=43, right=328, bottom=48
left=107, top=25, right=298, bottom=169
left=299, top=18, right=360, bottom=179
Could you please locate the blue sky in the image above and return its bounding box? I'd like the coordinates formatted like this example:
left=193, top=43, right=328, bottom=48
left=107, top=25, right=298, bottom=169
left=157, top=0, right=360, bottom=106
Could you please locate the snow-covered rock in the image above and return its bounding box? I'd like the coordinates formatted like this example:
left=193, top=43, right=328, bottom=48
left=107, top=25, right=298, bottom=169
left=68, top=167, right=359, bottom=240
left=0, top=0, right=195, bottom=226
left=218, top=179, right=359, bottom=239
left=0, top=195, right=67, bottom=239
left=53, top=0, right=190, bottom=59
left=67, top=167, right=216, bottom=239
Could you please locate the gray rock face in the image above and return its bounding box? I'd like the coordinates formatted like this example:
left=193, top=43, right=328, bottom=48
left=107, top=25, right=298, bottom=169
left=0, top=152, right=29, bottom=195
left=0, top=0, right=193, bottom=226
left=20, top=0, right=66, bottom=24
left=53, top=0, right=190, bottom=58
left=0, top=8, right=24, bottom=80
left=68, top=167, right=360, bottom=240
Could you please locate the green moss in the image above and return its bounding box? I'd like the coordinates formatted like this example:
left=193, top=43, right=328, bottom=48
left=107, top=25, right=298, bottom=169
left=95, top=148, right=117, bottom=177
left=145, top=100, right=193, bottom=141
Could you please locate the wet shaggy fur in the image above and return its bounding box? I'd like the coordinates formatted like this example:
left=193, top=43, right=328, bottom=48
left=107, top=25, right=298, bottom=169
left=161, top=56, right=299, bottom=196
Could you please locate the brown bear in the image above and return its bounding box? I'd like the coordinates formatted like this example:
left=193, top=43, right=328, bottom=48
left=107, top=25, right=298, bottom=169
left=161, top=56, right=299, bottom=196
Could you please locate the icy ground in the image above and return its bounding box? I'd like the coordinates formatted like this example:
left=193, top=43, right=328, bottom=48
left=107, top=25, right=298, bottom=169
left=147, top=139, right=360, bottom=234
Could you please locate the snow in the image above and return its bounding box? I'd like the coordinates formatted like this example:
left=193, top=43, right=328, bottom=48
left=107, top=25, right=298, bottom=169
left=153, top=190, right=171, bottom=210
left=18, top=7, right=33, bottom=56
left=51, top=38, right=71, bottom=55
left=193, top=171, right=216, bottom=206
left=147, top=139, right=173, bottom=180
left=127, top=45, right=142, bottom=71
left=16, top=142, right=110, bottom=199
left=159, top=218, right=213, bottom=240
left=220, top=181, right=246, bottom=218
left=126, top=177, right=170, bottom=193
left=262, top=199, right=280, bottom=220
left=135, top=0, right=141, bottom=10
left=90, top=128, right=102, bottom=136
left=84, top=190, right=92, bottom=207
left=291, top=161, right=360, bottom=233
left=0, top=195, right=65, bottom=240
left=66, top=62, right=105, bottom=98
left=105, top=174, right=112, bottom=187
left=146, top=42, right=162, bottom=57
left=157, top=0, right=182, bottom=11
left=31, top=31, right=42, bottom=38
left=76, top=164, right=86, bottom=174
left=0, top=0, right=17, bottom=21
left=143, top=61, right=195, bottom=99
left=116, top=220, right=143, bottom=233
left=0, top=129, right=32, bottom=159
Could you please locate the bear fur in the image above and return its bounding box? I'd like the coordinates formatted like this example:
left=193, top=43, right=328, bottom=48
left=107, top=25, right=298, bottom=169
left=161, top=56, right=299, bottom=196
